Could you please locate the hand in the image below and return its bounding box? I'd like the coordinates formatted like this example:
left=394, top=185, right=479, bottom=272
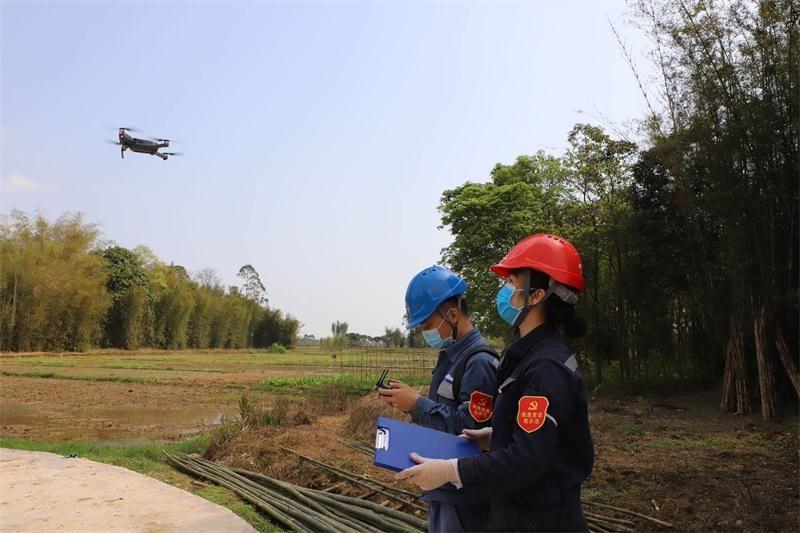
left=462, top=427, right=492, bottom=452
left=395, top=453, right=460, bottom=491
left=376, top=380, right=420, bottom=413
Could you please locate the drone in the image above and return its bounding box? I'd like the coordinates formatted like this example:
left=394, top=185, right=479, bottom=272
left=110, top=127, right=183, bottom=160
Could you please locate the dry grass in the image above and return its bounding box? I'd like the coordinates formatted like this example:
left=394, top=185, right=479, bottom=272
left=344, top=393, right=411, bottom=440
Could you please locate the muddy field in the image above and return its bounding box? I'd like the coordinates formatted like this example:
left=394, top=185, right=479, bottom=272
left=2, top=349, right=798, bottom=531
left=0, top=349, right=427, bottom=441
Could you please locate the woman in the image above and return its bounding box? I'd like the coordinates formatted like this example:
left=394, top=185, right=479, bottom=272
left=397, top=234, right=594, bottom=532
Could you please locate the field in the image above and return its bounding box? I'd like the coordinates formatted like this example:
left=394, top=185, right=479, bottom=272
left=0, top=348, right=433, bottom=441
left=1, top=348, right=798, bottom=532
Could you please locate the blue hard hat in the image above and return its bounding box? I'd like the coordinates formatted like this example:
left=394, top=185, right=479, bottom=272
left=404, top=266, right=468, bottom=329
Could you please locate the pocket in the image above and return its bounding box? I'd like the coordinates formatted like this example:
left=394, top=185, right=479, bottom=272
left=436, top=378, right=455, bottom=400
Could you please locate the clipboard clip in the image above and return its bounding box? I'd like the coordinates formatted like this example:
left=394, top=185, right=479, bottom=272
left=375, top=428, right=389, bottom=451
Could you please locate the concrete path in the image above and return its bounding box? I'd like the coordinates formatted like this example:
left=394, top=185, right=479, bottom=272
left=0, top=448, right=256, bottom=532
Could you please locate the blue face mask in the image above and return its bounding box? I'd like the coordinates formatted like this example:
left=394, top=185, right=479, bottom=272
left=422, top=317, right=454, bottom=349
left=496, top=283, right=524, bottom=326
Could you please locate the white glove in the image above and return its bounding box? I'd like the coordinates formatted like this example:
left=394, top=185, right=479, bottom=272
left=395, top=453, right=462, bottom=490
left=462, top=427, right=492, bottom=452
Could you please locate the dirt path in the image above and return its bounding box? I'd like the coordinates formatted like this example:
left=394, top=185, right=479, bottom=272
left=0, top=448, right=255, bottom=532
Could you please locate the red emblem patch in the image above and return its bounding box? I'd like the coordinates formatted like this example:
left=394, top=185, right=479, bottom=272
left=469, top=391, right=493, bottom=422
left=517, top=396, right=549, bottom=433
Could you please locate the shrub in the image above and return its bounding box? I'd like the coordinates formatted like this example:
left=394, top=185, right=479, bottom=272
left=266, top=342, right=288, bottom=354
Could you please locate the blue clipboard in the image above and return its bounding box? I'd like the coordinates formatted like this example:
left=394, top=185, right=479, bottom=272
left=373, top=416, right=480, bottom=472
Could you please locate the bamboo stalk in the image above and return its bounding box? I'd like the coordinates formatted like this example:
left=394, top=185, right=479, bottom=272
left=215, top=461, right=376, bottom=533
left=584, top=511, right=635, bottom=527
left=583, top=500, right=673, bottom=528
left=172, top=452, right=375, bottom=532
left=164, top=452, right=306, bottom=532
left=321, top=481, right=348, bottom=493
left=585, top=516, right=632, bottom=532
left=586, top=521, right=614, bottom=533
left=282, top=447, right=422, bottom=499
left=178, top=454, right=362, bottom=533
left=173, top=454, right=337, bottom=532
left=174, top=453, right=426, bottom=531
left=296, top=487, right=420, bottom=532
left=303, top=488, right=428, bottom=529
left=229, top=466, right=426, bottom=528
left=281, top=447, right=426, bottom=513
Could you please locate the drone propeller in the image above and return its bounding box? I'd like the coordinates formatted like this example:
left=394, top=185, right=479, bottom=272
left=106, top=139, right=123, bottom=145
left=162, top=152, right=183, bottom=157
left=118, top=126, right=140, bottom=132
left=149, top=137, right=171, bottom=143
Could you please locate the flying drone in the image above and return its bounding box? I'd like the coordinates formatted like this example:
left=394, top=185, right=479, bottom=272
left=109, top=127, right=183, bottom=160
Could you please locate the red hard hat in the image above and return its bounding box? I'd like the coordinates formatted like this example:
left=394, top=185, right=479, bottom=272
left=490, top=234, right=585, bottom=292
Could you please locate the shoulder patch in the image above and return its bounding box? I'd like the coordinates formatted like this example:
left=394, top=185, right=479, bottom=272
left=468, top=391, right=493, bottom=422
left=517, top=396, right=549, bottom=433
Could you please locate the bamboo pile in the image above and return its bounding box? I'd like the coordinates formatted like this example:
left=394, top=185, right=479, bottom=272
left=281, top=447, right=425, bottom=514
left=164, top=451, right=427, bottom=532
left=165, top=450, right=672, bottom=532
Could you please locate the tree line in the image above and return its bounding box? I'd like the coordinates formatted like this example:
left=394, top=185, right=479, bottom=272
left=0, top=211, right=300, bottom=351
left=438, top=0, right=798, bottom=417
left=313, top=321, right=414, bottom=349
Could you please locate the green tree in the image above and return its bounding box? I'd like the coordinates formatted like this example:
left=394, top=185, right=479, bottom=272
left=632, top=0, right=799, bottom=415
left=563, top=123, right=638, bottom=383
left=101, top=246, right=150, bottom=349
left=0, top=211, right=110, bottom=351
left=384, top=327, right=405, bottom=348
left=439, top=155, right=569, bottom=338
left=154, top=266, right=196, bottom=349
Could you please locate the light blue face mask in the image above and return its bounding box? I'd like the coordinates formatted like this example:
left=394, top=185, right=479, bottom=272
left=496, top=282, right=525, bottom=326
left=422, top=317, right=454, bottom=349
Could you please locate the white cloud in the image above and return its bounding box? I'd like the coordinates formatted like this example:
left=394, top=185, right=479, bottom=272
left=1, top=174, right=50, bottom=192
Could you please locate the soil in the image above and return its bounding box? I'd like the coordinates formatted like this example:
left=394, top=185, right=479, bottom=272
left=0, top=376, right=233, bottom=441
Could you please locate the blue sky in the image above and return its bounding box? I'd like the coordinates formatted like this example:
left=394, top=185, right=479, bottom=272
left=2, top=1, right=653, bottom=337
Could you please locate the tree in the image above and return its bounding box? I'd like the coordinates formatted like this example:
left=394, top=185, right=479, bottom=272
left=563, top=123, right=638, bottom=383
left=237, top=264, right=268, bottom=306
left=439, top=155, right=571, bottom=338
left=331, top=320, right=349, bottom=338
left=407, top=327, right=425, bottom=348
left=0, top=211, right=110, bottom=351
left=101, top=246, right=150, bottom=349
left=633, top=0, right=799, bottom=417
left=384, top=327, right=405, bottom=348
left=194, top=268, right=223, bottom=292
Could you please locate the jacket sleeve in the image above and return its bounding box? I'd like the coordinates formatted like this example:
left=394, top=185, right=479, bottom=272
left=411, top=352, right=498, bottom=434
left=456, top=359, right=574, bottom=494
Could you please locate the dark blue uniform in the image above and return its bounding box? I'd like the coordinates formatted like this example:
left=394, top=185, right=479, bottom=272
left=457, top=324, right=594, bottom=532
left=412, top=328, right=498, bottom=532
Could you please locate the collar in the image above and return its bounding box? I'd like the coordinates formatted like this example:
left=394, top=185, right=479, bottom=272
left=500, top=323, right=555, bottom=371
left=441, top=328, right=481, bottom=363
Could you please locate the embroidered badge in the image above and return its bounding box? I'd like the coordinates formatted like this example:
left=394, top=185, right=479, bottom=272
left=517, top=396, right=549, bottom=433
left=469, top=391, right=493, bottom=422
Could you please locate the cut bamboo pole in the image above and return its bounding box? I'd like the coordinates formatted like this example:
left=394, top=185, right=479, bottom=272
left=281, top=447, right=424, bottom=506
left=583, top=500, right=673, bottom=528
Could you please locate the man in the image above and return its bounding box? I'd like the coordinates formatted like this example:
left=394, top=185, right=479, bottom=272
left=378, top=265, right=498, bottom=532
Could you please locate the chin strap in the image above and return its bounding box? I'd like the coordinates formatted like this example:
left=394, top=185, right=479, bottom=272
left=511, top=271, right=579, bottom=335
left=443, top=295, right=464, bottom=340
left=511, top=270, right=534, bottom=336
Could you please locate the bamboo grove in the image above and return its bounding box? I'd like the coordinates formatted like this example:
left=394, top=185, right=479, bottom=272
left=438, top=1, right=798, bottom=417
left=0, top=211, right=300, bottom=351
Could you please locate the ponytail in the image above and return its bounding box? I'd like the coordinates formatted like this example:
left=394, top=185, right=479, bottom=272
left=526, top=269, right=586, bottom=338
